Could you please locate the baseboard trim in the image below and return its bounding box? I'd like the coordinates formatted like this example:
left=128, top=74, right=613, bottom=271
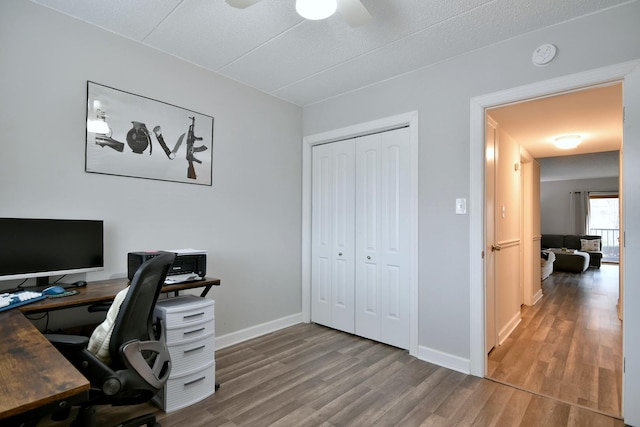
left=216, top=313, right=303, bottom=350
left=532, top=289, right=544, bottom=305
left=418, top=345, right=470, bottom=375
left=498, top=312, right=521, bottom=345
left=218, top=315, right=474, bottom=377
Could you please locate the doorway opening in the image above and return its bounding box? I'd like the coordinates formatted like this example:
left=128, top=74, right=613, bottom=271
left=469, top=61, right=640, bottom=421
left=483, top=84, right=623, bottom=417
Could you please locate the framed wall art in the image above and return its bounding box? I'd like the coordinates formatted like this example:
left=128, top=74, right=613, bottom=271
left=85, top=81, right=213, bottom=186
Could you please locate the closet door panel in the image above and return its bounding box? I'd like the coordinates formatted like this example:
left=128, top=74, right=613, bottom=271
left=311, top=141, right=355, bottom=333
left=379, top=128, right=410, bottom=348
left=383, top=144, right=401, bottom=252
left=355, top=258, right=380, bottom=340
left=383, top=265, right=401, bottom=319
left=355, top=134, right=382, bottom=341
left=311, top=144, right=334, bottom=327
left=331, top=141, right=356, bottom=332
left=362, top=147, right=379, bottom=252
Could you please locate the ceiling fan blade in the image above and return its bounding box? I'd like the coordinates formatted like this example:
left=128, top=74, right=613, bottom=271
left=225, top=0, right=262, bottom=9
left=336, top=0, right=372, bottom=27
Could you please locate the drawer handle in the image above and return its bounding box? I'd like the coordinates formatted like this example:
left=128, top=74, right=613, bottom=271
left=184, top=376, right=206, bottom=387
left=183, top=312, right=205, bottom=320
left=183, top=327, right=206, bottom=336
left=184, top=345, right=206, bottom=354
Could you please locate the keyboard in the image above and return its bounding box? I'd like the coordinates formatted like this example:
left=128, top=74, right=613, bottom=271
left=0, top=290, right=47, bottom=313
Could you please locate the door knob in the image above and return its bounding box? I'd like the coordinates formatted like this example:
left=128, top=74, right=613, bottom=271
left=491, top=244, right=502, bottom=252
left=338, top=252, right=343, bottom=256
left=367, top=256, right=371, bottom=260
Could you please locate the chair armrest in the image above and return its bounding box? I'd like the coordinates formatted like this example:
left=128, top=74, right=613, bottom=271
left=45, top=334, right=90, bottom=352
left=46, top=334, right=122, bottom=394
left=87, top=302, right=113, bottom=312
left=121, top=340, right=171, bottom=389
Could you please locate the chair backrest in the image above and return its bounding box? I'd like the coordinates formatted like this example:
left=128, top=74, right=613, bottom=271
left=108, top=252, right=175, bottom=369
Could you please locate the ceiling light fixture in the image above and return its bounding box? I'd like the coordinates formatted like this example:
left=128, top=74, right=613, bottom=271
left=553, top=135, right=581, bottom=149
left=295, top=0, right=337, bottom=20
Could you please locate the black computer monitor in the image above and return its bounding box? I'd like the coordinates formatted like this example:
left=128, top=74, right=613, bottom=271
left=0, top=218, right=104, bottom=288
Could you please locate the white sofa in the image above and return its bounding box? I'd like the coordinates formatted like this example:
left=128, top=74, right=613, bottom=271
left=541, top=250, right=555, bottom=280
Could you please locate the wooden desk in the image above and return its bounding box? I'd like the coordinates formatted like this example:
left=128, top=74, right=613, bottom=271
left=0, top=277, right=220, bottom=424
left=0, top=310, right=89, bottom=425
left=20, top=277, right=221, bottom=314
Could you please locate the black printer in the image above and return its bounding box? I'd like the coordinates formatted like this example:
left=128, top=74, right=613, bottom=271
left=127, top=249, right=207, bottom=282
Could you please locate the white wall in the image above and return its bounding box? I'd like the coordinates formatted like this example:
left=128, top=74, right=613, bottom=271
left=539, top=151, right=619, bottom=182
left=0, top=1, right=303, bottom=335
left=540, top=177, right=619, bottom=234
left=303, top=1, right=640, bottom=365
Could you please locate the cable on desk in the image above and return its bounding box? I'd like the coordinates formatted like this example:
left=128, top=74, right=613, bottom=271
left=26, top=311, right=51, bottom=332
left=0, top=278, right=29, bottom=293
left=52, top=275, right=67, bottom=284
left=0, top=274, right=67, bottom=293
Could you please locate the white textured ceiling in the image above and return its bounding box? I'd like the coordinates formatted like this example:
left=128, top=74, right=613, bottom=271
left=29, top=0, right=630, bottom=106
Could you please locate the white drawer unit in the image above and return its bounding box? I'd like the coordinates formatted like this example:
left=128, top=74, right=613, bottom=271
left=153, top=295, right=216, bottom=412
left=167, top=331, right=215, bottom=376
left=153, top=361, right=216, bottom=413
left=162, top=298, right=215, bottom=327
left=163, top=310, right=215, bottom=344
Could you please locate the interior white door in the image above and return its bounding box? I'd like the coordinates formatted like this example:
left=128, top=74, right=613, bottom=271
left=485, top=117, right=497, bottom=353
left=311, top=141, right=355, bottom=333
left=355, top=127, right=410, bottom=349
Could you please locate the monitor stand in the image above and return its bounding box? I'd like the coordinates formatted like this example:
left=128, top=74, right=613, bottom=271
left=36, top=276, right=50, bottom=288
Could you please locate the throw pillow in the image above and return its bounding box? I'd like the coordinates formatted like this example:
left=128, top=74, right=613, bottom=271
left=87, top=286, right=129, bottom=364
left=580, top=238, right=601, bottom=252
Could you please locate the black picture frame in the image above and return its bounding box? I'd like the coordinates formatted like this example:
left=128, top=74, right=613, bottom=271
left=85, top=81, right=213, bottom=186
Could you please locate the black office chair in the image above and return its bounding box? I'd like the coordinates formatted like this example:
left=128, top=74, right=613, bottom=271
left=45, top=252, right=175, bottom=427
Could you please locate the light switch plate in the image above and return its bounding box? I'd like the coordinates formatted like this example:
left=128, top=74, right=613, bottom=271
left=456, top=198, right=467, bottom=214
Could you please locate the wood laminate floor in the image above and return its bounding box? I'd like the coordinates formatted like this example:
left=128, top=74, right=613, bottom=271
left=487, top=264, right=622, bottom=418
left=38, top=318, right=625, bottom=426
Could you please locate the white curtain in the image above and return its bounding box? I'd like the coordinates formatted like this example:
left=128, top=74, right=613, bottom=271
left=569, top=191, right=590, bottom=235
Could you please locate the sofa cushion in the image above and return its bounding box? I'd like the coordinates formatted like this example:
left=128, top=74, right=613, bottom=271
left=87, top=286, right=129, bottom=364
left=588, top=251, right=603, bottom=268
left=541, top=234, right=565, bottom=249
left=580, top=238, right=601, bottom=251
left=552, top=250, right=589, bottom=273
left=564, top=235, right=582, bottom=250
left=580, top=234, right=603, bottom=243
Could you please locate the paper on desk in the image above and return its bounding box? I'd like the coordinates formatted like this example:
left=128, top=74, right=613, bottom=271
left=165, top=248, right=208, bottom=255
left=164, top=273, right=202, bottom=284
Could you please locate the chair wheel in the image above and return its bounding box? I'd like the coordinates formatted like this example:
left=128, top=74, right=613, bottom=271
left=51, top=406, right=71, bottom=421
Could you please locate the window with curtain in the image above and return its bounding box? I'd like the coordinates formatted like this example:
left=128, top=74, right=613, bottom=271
left=589, top=193, right=620, bottom=263
left=569, top=191, right=590, bottom=235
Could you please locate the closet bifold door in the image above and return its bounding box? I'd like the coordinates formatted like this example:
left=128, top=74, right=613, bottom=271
left=355, top=128, right=410, bottom=349
left=311, top=140, right=356, bottom=334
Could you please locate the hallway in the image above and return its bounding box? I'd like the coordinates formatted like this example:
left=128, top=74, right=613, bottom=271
left=487, top=265, right=622, bottom=417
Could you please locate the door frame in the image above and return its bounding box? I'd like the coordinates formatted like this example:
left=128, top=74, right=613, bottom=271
left=469, top=59, right=638, bottom=377
left=469, top=60, right=640, bottom=417
left=302, top=111, right=419, bottom=357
